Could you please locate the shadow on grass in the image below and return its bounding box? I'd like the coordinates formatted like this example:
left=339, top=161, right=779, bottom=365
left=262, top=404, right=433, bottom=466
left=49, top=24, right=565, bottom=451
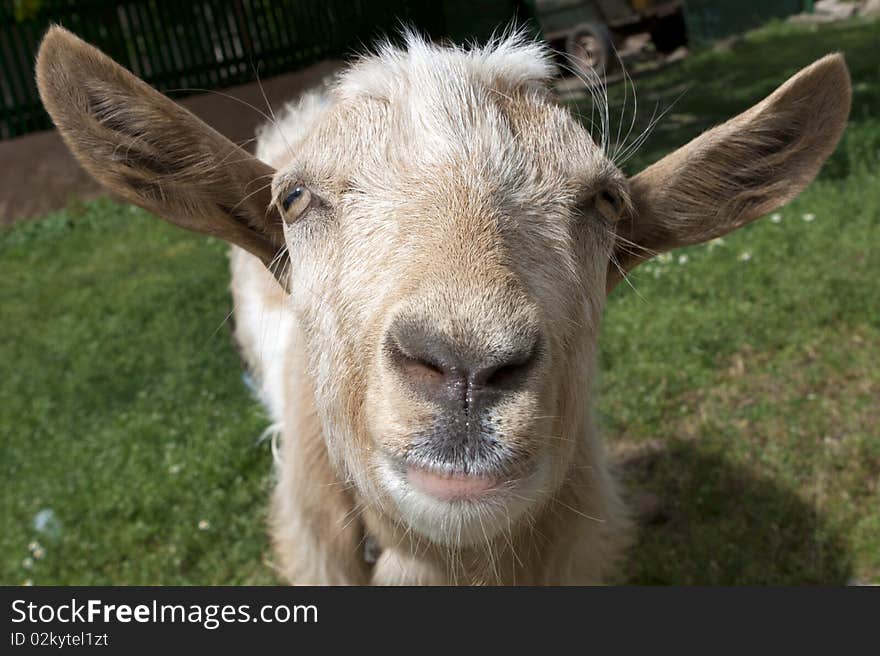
left=618, top=440, right=853, bottom=585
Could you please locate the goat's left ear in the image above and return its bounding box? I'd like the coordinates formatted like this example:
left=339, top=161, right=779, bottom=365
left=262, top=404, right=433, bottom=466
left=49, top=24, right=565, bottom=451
left=608, top=54, right=851, bottom=293
left=36, top=26, right=285, bottom=271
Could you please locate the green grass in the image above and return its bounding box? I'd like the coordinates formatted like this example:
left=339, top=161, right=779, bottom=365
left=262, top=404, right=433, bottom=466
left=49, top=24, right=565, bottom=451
left=1, top=202, right=275, bottom=584
left=2, top=17, right=878, bottom=585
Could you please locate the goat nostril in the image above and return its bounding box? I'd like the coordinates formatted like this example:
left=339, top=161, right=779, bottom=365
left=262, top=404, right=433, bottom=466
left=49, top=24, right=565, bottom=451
left=385, top=333, right=449, bottom=388
left=483, top=361, right=523, bottom=387
left=474, top=349, right=536, bottom=389
left=399, top=354, right=445, bottom=384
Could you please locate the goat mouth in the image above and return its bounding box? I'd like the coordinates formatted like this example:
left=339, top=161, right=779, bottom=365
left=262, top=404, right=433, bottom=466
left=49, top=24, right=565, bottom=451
left=389, top=453, right=533, bottom=503
left=378, top=454, right=552, bottom=547
left=406, top=465, right=501, bottom=501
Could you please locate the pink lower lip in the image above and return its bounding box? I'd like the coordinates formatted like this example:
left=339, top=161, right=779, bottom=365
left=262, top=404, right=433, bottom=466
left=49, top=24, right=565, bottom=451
left=407, top=467, right=499, bottom=501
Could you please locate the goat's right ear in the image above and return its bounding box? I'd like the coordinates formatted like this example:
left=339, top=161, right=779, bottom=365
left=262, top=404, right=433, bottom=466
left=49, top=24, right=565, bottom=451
left=36, top=26, right=285, bottom=271
left=607, top=54, right=851, bottom=293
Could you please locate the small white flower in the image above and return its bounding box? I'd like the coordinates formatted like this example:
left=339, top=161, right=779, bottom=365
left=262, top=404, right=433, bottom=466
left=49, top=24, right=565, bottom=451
left=738, top=250, right=752, bottom=262
left=198, top=519, right=211, bottom=531
left=22, top=557, right=34, bottom=570
left=707, top=237, right=725, bottom=250
left=169, top=464, right=182, bottom=475
left=657, top=253, right=673, bottom=264
left=32, top=547, right=46, bottom=560
left=770, top=213, right=782, bottom=223
left=28, top=541, right=41, bottom=553
left=802, top=213, right=815, bottom=222
left=678, top=255, right=689, bottom=265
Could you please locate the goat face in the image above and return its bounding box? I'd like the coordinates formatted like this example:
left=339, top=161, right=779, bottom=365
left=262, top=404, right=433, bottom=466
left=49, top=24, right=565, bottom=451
left=271, top=39, right=626, bottom=545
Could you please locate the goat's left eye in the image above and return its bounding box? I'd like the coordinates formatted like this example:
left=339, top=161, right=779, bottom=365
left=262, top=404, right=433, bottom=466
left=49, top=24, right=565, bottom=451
left=280, top=186, right=312, bottom=223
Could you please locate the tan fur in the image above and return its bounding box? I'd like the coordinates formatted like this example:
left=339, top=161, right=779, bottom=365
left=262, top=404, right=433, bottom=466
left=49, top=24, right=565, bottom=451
left=36, top=26, right=851, bottom=585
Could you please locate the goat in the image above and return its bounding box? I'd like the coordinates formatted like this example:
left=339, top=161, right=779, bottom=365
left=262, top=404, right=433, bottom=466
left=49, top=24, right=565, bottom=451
left=35, top=26, right=851, bottom=584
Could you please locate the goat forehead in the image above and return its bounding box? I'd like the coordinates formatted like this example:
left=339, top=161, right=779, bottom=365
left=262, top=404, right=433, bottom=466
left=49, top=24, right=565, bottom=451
left=333, top=101, right=601, bottom=264
left=283, top=33, right=616, bottom=267
left=337, top=149, right=585, bottom=303
left=336, top=90, right=602, bottom=212
left=329, top=33, right=603, bottom=184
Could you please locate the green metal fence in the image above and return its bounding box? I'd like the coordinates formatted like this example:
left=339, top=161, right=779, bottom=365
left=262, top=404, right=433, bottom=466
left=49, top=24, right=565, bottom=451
left=0, top=0, right=529, bottom=140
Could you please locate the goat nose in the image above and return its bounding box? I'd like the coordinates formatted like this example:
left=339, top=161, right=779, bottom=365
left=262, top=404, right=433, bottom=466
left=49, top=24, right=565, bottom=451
left=385, top=320, right=540, bottom=409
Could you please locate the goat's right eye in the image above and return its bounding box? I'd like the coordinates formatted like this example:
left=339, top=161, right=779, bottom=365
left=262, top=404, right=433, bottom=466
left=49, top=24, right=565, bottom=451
left=279, top=186, right=312, bottom=223
left=594, top=189, right=623, bottom=223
